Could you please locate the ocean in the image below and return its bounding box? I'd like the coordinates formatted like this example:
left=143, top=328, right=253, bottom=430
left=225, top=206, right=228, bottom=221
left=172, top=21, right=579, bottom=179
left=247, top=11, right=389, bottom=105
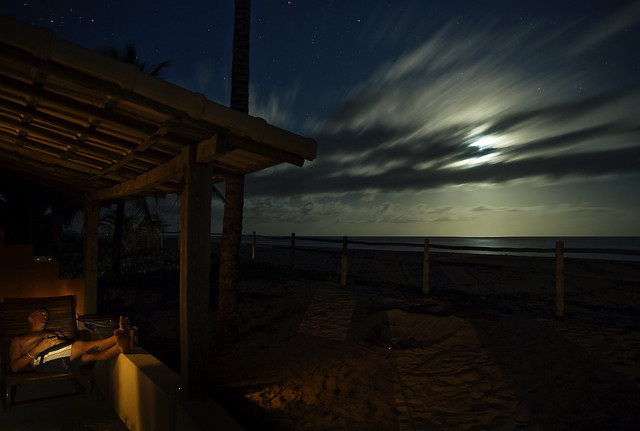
left=240, top=235, right=640, bottom=261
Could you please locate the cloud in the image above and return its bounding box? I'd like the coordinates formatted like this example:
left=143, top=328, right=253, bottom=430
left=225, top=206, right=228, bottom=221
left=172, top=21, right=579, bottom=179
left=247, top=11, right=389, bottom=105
left=570, top=0, right=640, bottom=55
left=247, top=13, right=640, bottom=199
left=242, top=194, right=624, bottom=233
left=472, top=206, right=492, bottom=212
left=245, top=196, right=455, bottom=227
left=194, top=58, right=215, bottom=91
left=246, top=104, right=640, bottom=198
left=250, top=83, right=301, bottom=130
left=172, top=57, right=230, bottom=105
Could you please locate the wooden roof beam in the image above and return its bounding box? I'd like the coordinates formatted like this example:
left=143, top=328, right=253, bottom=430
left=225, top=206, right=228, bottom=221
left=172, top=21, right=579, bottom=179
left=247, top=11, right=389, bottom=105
left=228, top=135, right=305, bottom=167
left=77, top=127, right=171, bottom=188
left=196, top=134, right=227, bottom=163
left=0, top=73, right=223, bottom=146
left=91, top=149, right=186, bottom=202
left=89, top=133, right=223, bottom=202
left=89, top=134, right=274, bottom=202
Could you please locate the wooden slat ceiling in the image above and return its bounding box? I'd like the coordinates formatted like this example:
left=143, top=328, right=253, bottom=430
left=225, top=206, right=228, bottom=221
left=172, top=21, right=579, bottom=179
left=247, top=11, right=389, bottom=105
left=0, top=15, right=316, bottom=204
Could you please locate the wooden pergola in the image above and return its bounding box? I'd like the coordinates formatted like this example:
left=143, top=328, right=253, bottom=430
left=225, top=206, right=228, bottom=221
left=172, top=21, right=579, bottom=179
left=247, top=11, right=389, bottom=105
left=0, top=15, right=316, bottom=395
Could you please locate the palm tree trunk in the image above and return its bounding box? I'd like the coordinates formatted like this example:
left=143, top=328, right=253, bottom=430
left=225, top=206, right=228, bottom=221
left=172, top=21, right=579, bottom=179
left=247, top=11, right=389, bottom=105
left=218, top=0, right=251, bottom=341
left=217, top=175, right=244, bottom=340
left=230, top=0, right=251, bottom=114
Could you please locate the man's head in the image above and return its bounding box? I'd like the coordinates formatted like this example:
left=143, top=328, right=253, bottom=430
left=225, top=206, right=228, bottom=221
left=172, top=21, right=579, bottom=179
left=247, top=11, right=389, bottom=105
left=28, top=307, right=49, bottom=331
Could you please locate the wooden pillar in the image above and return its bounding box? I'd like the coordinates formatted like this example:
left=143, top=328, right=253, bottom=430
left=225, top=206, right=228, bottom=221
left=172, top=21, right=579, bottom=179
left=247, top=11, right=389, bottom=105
left=423, top=239, right=430, bottom=297
left=340, top=236, right=348, bottom=286
left=179, top=145, right=212, bottom=398
left=217, top=174, right=244, bottom=341
left=83, top=200, right=99, bottom=314
left=555, top=241, right=565, bottom=318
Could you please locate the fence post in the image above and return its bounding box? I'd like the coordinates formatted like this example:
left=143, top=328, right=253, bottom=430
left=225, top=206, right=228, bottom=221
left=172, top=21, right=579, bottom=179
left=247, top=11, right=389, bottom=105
left=423, top=239, right=430, bottom=296
left=341, top=236, right=348, bottom=286
left=555, top=241, right=565, bottom=318
left=251, top=231, right=256, bottom=261
left=290, top=232, right=296, bottom=269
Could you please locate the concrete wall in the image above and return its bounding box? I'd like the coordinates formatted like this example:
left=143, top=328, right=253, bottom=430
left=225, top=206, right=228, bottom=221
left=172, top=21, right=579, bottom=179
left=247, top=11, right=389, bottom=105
left=0, top=229, right=85, bottom=313
left=94, top=348, right=244, bottom=431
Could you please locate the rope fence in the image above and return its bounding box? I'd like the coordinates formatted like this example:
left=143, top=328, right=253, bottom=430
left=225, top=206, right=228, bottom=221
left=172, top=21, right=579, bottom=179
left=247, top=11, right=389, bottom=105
left=244, top=232, right=640, bottom=318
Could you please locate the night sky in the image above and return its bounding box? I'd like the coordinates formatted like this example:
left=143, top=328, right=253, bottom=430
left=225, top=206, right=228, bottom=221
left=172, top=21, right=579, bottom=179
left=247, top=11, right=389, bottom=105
left=2, top=1, right=639, bottom=236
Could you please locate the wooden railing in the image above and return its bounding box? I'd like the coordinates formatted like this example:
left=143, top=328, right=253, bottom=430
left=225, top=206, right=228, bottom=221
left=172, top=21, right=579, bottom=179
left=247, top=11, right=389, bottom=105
left=245, top=233, right=640, bottom=318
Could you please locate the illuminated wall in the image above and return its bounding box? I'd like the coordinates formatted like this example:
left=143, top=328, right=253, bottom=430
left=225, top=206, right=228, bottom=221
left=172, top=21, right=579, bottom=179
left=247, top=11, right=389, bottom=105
left=94, top=349, right=244, bottom=431
left=0, top=229, right=85, bottom=314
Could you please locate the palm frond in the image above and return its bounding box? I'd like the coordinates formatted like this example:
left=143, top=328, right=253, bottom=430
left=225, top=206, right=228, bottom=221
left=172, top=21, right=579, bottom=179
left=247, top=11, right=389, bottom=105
left=101, top=41, right=171, bottom=77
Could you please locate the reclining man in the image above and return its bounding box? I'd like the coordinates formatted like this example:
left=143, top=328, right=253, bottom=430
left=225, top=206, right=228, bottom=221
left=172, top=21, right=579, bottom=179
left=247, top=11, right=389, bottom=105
left=9, top=308, right=130, bottom=373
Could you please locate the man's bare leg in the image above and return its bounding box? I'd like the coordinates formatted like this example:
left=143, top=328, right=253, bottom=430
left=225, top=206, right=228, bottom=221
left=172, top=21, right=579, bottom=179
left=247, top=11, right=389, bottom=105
left=114, top=327, right=130, bottom=353
left=80, top=343, right=123, bottom=363
left=71, top=316, right=130, bottom=361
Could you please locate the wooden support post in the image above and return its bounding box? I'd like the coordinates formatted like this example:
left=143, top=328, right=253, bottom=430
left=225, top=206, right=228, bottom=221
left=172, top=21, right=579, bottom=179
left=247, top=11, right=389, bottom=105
left=179, top=145, right=212, bottom=398
left=251, top=231, right=256, bottom=261
left=340, top=236, right=348, bottom=286
left=555, top=241, right=565, bottom=318
left=290, top=232, right=296, bottom=269
left=423, top=239, right=430, bottom=297
left=83, top=200, right=99, bottom=314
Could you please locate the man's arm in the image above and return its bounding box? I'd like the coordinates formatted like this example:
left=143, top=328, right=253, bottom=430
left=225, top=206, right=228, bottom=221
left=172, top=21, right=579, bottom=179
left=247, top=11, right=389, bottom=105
left=9, top=335, right=61, bottom=371
left=9, top=337, right=33, bottom=372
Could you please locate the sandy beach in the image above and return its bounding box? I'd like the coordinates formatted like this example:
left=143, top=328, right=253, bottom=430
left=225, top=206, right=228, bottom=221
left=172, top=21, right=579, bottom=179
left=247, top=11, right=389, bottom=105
left=114, top=246, right=640, bottom=430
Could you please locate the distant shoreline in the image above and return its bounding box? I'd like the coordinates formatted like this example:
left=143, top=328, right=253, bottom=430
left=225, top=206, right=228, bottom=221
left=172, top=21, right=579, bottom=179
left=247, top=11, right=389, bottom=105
left=157, top=234, right=640, bottom=262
